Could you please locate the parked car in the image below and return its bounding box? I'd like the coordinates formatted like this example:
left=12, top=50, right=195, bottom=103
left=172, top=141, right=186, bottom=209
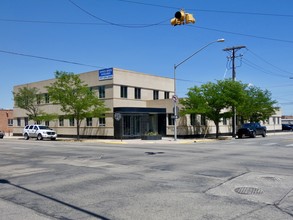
left=0, top=131, right=4, bottom=139
left=237, top=122, right=267, bottom=138
left=23, top=125, right=57, bottom=140
left=282, top=124, right=293, bottom=131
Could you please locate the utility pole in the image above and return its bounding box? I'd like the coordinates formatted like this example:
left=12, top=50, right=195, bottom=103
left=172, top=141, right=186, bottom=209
left=223, top=45, right=246, bottom=137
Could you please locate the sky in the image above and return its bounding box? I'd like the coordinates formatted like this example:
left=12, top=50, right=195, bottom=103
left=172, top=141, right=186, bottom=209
left=1, top=0, right=293, bottom=115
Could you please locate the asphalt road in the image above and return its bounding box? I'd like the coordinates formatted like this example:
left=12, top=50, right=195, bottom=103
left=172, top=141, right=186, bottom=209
left=0, top=134, right=293, bottom=220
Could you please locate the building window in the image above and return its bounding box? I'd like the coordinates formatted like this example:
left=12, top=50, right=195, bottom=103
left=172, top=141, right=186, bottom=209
left=168, top=114, right=175, bottom=125
left=8, top=119, right=13, bottom=126
left=69, top=118, right=75, bottom=126
left=153, top=90, right=159, bottom=100
left=45, top=121, right=49, bottom=126
left=37, top=94, right=42, bottom=105
left=99, top=115, right=106, bottom=127
left=24, top=117, right=29, bottom=126
left=59, top=117, right=64, bottom=127
left=201, top=115, right=206, bottom=126
left=86, top=117, right=93, bottom=126
left=223, top=117, right=227, bottom=125
left=120, top=86, right=128, bottom=98
left=135, top=88, right=141, bottom=99
left=44, top=93, right=50, bottom=103
left=190, top=114, right=197, bottom=126
left=164, top=92, right=170, bottom=99
left=99, top=86, right=105, bottom=98
left=17, top=118, right=21, bottom=126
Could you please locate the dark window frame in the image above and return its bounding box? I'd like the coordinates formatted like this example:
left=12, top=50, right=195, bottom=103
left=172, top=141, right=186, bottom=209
left=120, top=86, right=128, bottom=98
left=99, top=114, right=106, bottom=127
left=168, top=113, right=175, bottom=125
left=153, top=90, right=159, bottom=100
left=86, top=117, right=93, bottom=126
left=164, top=91, right=170, bottom=99
left=99, top=86, right=105, bottom=98
left=134, top=87, right=141, bottom=99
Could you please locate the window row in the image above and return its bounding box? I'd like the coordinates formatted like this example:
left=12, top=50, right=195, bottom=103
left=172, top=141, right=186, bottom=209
left=121, top=86, right=170, bottom=100
left=16, top=117, right=106, bottom=127
left=20, top=86, right=171, bottom=107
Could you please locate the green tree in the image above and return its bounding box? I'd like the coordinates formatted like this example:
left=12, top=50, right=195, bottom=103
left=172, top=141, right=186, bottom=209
left=180, top=80, right=246, bottom=138
left=13, top=87, right=58, bottom=123
left=237, top=86, right=279, bottom=123
left=46, top=71, right=109, bottom=140
left=13, top=87, right=44, bottom=122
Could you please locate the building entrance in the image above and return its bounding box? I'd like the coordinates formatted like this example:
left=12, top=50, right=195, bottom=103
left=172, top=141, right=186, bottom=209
left=114, top=107, right=166, bottom=139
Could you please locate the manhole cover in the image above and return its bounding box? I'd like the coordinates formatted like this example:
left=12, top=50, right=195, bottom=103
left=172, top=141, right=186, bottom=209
left=234, top=187, right=263, bottom=195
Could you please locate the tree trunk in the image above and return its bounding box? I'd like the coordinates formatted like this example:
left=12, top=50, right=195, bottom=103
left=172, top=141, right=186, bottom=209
left=215, top=122, right=219, bottom=139
left=76, top=119, right=80, bottom=140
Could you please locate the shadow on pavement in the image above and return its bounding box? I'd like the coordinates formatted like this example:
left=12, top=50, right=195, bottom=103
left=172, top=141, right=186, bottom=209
left=0, top=179, right=111, bottom=220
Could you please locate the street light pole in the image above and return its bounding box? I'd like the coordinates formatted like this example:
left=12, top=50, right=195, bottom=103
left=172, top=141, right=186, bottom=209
left=173, top=38, right=225, bottom=141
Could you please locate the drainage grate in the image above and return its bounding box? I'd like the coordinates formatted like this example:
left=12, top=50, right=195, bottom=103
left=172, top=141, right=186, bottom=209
left=234, top=187, right=263, bottom=195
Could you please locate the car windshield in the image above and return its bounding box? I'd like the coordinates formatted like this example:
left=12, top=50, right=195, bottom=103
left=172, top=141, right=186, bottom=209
left=38, top=126, right=51, bottom=130
left=242, top=124, right=254, bottom=129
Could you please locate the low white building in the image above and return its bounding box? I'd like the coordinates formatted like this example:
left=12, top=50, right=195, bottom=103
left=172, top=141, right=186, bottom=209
left=13, top=68, right=282, bottom=138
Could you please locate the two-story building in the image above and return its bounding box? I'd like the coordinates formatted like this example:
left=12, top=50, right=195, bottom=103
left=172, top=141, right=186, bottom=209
left=13, top=68, right=176, bottom=138
left=13, top=68, right=282, bottom=139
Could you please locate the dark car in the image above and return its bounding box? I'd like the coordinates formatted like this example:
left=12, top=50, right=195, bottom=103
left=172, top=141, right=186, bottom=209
left=282, top=124, right=293, bottom=131
left=0, top=131, right=4, bottom=139
left=237, top=122, right=267, bottom=138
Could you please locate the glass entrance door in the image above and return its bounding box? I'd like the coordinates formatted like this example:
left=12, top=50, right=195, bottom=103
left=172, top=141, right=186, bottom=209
left=122, top=115, right=143, bottom=138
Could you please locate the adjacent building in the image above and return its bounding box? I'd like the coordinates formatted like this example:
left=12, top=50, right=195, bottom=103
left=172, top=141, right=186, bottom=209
left=12, top=68, right=282, bottom=138
left=0, top=109, right=13, bottom=136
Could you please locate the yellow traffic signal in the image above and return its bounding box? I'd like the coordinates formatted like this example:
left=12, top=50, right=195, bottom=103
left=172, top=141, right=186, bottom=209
left=170, top=18, right=181, bottom=26
left=185, top=13, right=196, bottom=24
left=175, top=10, right=185, bottom=23
left=170, top=9, right=196, bottom=26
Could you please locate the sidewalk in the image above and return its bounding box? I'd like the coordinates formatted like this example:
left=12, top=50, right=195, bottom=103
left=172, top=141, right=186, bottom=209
left=4, top=131, right=291, bottom=145
left=3, top=134, right=220, bottom=144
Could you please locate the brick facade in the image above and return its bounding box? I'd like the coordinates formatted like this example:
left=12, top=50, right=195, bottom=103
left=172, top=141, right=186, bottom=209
left=0, top=109, right=13, bottom=135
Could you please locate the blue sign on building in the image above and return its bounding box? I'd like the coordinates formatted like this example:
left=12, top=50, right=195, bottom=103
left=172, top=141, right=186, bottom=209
left=99, top=68, right=113, bottom=80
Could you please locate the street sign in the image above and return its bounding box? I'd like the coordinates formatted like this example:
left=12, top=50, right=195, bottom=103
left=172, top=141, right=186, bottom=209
left=172, top=95, right=178, bottom=103
left=114, top=113, right=122, bottom=121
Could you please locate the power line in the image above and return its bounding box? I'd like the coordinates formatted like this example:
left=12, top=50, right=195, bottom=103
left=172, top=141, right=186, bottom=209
left=246, top=48, right=293, bottom=76
left=0, top=18, right=169, bottom=27
left=0, top=18, right=110, bottom=25
left=67, top=0, right=169, bottom=28
left=2, top=18, right=293, bottom=44
left=192, top=26, right=293, bottom=44
left=242, top=58, right=292, bottom=78
left=0, top=49, right=102, bottom=68
left=110, top=0, right=293, bottom=18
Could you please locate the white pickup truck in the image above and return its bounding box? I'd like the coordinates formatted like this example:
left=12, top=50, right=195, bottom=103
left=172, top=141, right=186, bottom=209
left=23, top=125, right=57, bottom=140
